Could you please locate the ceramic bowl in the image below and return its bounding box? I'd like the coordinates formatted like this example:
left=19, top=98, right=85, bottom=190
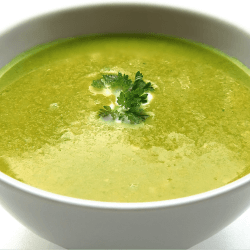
left=0, top=3, right=250, bottom=249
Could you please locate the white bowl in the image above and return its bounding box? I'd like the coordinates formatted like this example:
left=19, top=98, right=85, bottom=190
left=0, top=3, right=250, bottom=249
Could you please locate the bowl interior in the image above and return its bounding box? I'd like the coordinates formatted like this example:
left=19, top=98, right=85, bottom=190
left=1, top=4, right=250, bottom=69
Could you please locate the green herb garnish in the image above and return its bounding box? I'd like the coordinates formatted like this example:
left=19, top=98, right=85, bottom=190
left=91, top=71, right=154, bottom=124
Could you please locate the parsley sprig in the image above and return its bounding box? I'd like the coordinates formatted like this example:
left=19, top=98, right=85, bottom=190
left=92, top=71, right=154, bottom=124
left=92, top=72, right=132, bottom=91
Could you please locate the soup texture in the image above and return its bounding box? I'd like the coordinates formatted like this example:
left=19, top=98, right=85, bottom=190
left=0, top=34, right=250, bottom=202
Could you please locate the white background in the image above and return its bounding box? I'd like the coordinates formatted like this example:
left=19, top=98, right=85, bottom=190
left=0, top=0, right=250, bottom=249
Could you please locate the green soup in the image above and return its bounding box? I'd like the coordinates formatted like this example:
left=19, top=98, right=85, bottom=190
left=0, top=34, right=250, bottom=202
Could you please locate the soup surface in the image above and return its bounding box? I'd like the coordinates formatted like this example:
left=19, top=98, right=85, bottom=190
left=0, top=34, right=250, bottom=202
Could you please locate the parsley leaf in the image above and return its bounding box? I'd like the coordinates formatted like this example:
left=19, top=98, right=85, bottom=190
left=92, top=72, right=133, bottom=91
left=99, top=106, right=118, bottom=120
left=92, top=71, right=154, bottom=124
left=92, top=79, right=105, bottom=88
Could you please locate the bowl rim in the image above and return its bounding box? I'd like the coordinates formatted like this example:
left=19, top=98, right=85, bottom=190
left=0, top=2, right=250, bottom=211
left=1, top=171, right=250, bottom=210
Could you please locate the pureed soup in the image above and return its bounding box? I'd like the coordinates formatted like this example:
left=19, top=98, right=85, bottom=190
left=0, top=34, right=250, bottom=202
